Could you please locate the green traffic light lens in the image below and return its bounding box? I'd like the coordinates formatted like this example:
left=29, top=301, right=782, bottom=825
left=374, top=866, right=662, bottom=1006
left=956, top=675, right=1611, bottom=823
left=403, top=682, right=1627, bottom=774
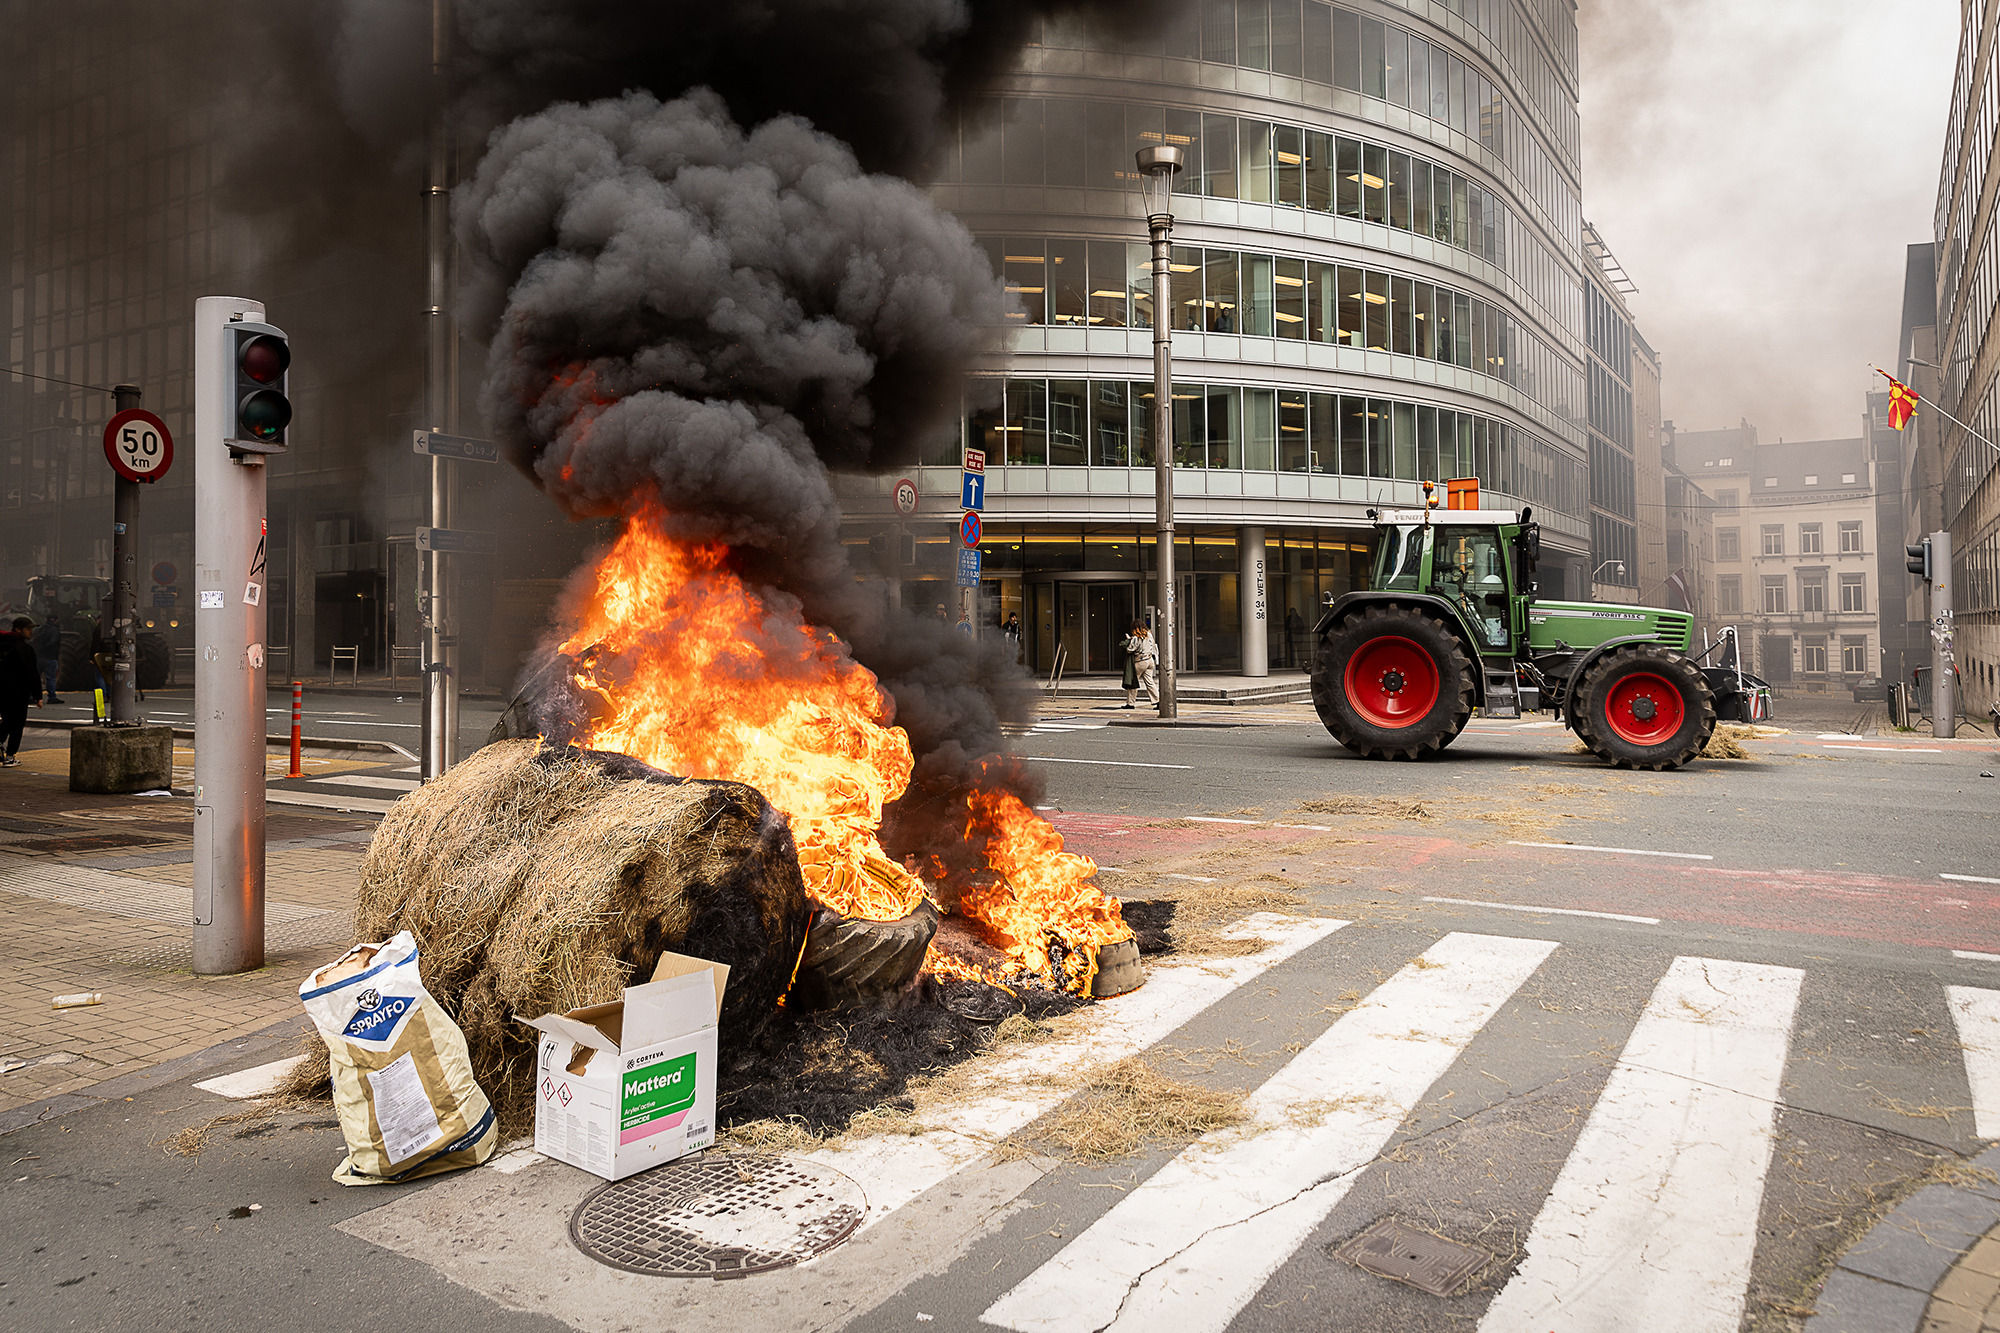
left=239, top=389, right=292, bottom=440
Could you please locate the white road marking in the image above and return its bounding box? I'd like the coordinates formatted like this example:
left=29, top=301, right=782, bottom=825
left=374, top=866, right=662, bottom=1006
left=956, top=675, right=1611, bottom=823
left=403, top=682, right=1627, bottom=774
left=1478, top=956, right=1804, bottom=1333
left=193, top=1055, right=306, bottom=1100
left=1943, top=874, right=2000, bottom=886
left=1822, top=743, right=1943, bottom=752
left=1510, top=840, right=1714, bottom=860
left=805, top=914, right=1348, bottom=1228
left=290, top=719, right=424, bottom=729
left=981, top=932, right=1558, bottom=1333
left=1096, top=868, right=1218, bottom=883
left=316, top=774, right=421, bottom=792
left=264, top=790, right=397, bottom=814
left=1947, top=987, right=2000, bottom=1139
left=1423, top=895, right=1660, bottom=924
left=1020, top=756, right=1193, bottom=770
left=1954, top=951, right=2000, bottom=962
left=1274, top=822, right=1332, bottom=830
left=1185, top=816, right=1260, bottom=825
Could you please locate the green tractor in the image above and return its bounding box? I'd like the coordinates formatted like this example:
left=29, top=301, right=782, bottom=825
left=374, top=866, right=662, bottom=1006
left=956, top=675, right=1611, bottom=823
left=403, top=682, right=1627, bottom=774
left=25, top=574, right=174, bottom=693
left=1310, top=504, right=1771, bottom=770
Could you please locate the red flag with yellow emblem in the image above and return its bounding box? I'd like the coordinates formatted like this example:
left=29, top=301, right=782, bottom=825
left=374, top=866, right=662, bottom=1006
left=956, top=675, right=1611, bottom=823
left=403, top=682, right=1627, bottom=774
left=1887, top=377, right=1918, bottom=431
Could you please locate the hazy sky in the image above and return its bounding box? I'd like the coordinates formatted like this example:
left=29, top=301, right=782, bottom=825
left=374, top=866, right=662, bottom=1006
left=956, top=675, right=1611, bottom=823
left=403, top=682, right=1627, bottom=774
left=1578, top=0, right=1959, bottom=442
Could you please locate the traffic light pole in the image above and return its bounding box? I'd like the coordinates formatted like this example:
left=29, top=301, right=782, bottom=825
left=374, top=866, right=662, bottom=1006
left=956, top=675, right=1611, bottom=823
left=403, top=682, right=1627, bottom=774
left=420, top=0, right=459, bottom=782
left=192, top=296, right=268, bottom=975
left=109, top=383, right=143, bottom=723
left=1931, top=528, right=1956, bottom=740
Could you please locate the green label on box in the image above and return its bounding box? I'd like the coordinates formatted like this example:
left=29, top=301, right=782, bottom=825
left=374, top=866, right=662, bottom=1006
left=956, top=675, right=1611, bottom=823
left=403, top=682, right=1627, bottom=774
left=621, top=1051, right=698, bottom=1129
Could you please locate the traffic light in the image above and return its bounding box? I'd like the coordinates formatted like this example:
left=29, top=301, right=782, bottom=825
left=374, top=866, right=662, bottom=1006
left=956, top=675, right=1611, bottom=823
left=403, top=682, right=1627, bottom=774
left=1906, top=539, right=1933, bottom=582
left=226, top=321, right=290, bottom=454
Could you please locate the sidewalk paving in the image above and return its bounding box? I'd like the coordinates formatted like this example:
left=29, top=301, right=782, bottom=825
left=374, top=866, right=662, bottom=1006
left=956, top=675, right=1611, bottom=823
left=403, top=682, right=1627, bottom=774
left=0, top=726, right=373, bottom=1123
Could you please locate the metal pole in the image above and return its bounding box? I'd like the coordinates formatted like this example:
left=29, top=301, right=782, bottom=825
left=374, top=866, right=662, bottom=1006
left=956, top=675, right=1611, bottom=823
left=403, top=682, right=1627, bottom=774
left=109, top=383, right=142, bottom=723
left=1932, top=528, right=1956, bottom=739
left=1150, top=216, right=1177, bottom=719
left=192, top=295, right=268, bottom=975
left=421, top=0, right=459, bottom=780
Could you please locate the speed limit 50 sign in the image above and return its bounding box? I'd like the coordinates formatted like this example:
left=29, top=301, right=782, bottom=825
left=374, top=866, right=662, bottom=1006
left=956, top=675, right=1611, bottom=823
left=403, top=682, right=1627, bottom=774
left=103, top=408, right=174, bottom=483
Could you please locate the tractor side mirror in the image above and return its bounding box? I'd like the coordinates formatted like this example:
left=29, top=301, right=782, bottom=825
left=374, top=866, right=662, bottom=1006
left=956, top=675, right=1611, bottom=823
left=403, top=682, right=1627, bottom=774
left=1520, top=523, right=1542, bottom=565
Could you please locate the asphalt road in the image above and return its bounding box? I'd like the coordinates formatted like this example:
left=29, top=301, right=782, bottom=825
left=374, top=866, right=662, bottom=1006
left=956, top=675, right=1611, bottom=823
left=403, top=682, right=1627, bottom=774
left=7, top=709, right=2000, bottom=1332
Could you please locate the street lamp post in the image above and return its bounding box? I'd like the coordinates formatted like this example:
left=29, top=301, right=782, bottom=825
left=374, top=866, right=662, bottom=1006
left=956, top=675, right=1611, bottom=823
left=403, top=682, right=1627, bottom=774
left=1136, top=145, right=1184, bottom=720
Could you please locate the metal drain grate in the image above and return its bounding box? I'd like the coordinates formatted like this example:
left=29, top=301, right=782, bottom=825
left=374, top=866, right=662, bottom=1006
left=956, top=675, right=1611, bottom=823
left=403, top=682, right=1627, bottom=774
left=569, top=1152, right=866, bottom=1279
left=1331, top=1218, right=1492, bottom=1297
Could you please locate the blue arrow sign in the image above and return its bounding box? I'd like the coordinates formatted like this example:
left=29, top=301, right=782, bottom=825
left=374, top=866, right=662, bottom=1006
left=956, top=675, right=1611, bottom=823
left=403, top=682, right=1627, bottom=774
left=961, top=471, right=985, bottom=511
left=955, top=547, right=982, bottom=588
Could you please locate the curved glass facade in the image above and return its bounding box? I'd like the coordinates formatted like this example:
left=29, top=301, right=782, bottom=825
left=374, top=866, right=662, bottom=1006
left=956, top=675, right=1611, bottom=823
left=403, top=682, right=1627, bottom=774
left=843, top=0, right=1587, bottom=676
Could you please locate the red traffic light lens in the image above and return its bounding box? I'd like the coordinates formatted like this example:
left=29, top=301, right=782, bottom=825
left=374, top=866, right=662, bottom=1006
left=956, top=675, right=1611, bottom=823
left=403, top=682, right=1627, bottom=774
left=239, top=389, right=292, bottom=441
left=240, top=334, right=289, bottom=385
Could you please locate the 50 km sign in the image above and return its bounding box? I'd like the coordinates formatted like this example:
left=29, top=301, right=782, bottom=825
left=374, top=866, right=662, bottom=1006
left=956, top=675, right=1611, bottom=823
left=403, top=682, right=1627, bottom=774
left=103, top=408, right=174, bottom=483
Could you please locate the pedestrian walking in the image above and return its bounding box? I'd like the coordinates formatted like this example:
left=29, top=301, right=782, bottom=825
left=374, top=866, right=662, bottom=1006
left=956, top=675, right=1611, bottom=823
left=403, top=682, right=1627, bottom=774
left=30, top=600, right=61, bottom=704
left=1122, top=620, right=1159, bottom=709
left=1001, top=612, right=1022, bottom=664
left=1, top=616, right=44, bottom=767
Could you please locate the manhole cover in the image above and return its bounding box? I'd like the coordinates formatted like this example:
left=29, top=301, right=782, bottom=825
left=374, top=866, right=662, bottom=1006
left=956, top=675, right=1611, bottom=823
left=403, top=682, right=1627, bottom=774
left=1331, top=1218, right=1491, bottom=1297
left=569, top=1152, right=866, bottom=1279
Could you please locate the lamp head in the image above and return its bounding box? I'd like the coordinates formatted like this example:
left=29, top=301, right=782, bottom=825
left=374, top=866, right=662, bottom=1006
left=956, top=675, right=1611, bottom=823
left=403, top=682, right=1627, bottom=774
left=1134, top=144, right=1184, bottom=222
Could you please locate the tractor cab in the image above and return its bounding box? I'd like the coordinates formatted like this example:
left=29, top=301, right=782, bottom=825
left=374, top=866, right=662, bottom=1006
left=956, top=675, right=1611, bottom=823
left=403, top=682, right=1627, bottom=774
left=1368, top=509, right=1531, bottom=658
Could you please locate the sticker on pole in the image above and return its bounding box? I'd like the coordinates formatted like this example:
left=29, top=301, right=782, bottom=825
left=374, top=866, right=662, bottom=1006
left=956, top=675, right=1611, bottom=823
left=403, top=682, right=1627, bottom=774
left=103, top=409, right=174, bottom=483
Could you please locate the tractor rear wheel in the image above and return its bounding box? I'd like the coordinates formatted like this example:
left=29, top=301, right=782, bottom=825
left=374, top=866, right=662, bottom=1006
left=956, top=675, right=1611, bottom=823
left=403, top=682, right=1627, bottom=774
left=137, top=633, right=172, bottom=691
left=1312, top=604, right=1474, bottom=760
left=1573, top=645, right=1714, bottom=771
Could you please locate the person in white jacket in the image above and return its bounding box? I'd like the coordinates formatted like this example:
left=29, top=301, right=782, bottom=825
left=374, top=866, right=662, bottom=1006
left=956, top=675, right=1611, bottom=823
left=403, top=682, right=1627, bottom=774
left=1122, top=621, right=1159, bottom=709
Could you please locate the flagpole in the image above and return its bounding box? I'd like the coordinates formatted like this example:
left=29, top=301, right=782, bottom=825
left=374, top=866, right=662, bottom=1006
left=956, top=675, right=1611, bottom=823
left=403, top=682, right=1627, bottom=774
left=1873, top=365, right=2000, bottom=455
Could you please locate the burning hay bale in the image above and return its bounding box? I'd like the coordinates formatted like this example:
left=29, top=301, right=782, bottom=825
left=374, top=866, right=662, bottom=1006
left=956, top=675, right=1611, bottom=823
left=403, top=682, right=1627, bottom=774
left=294, top=739, right=809, bottom=1124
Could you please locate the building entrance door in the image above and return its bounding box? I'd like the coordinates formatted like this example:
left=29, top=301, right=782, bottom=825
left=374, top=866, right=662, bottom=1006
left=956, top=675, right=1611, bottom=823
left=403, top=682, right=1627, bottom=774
left=1029, top=579, right=1142, bottom=675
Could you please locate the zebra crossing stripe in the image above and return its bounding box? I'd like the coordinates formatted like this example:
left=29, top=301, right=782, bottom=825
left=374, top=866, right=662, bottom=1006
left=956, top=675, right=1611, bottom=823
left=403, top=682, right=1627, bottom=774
left=1477, top=957, right=1804, bottom=1333
left=803, top=913, right=1348, bottom=1228
left=980, top=932, right=1558, bottom=1333
left=1947, top=986, right=2000, bottom=1139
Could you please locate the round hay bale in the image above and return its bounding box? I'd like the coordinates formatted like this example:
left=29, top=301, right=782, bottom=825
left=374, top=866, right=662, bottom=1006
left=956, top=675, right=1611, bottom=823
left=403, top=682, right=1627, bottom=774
left=352, top=739, right=809, bottom=1123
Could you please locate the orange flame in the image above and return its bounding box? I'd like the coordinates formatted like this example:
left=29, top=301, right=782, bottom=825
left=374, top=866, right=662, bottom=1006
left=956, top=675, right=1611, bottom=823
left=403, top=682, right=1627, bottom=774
left=556, top=510, right=1128, bottom=994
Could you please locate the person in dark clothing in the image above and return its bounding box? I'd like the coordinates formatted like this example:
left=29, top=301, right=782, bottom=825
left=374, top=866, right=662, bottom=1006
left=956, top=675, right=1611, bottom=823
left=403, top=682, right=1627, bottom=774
left=1, top=616, right=44, bottom=766
left=29, top=602, right=61, bottom=704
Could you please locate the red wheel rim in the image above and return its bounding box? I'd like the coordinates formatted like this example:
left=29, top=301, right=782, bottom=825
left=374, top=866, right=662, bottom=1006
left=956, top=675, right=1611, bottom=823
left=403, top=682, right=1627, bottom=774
left=1343, top=636, right=1441, bottom=729
left=1603, top=672, right=1686, bottom=746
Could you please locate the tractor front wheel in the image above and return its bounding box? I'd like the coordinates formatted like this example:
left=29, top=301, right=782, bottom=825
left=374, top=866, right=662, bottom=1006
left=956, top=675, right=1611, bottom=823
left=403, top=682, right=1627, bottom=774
left=1312, top=604, right=1474, bottom=760
left=1573, top=645, right=1715, bottom=771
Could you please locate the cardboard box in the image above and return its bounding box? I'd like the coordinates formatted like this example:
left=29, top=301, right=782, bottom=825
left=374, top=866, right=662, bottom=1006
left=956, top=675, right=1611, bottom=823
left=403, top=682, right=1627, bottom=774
left=516, top=952, right=729, bottom=1181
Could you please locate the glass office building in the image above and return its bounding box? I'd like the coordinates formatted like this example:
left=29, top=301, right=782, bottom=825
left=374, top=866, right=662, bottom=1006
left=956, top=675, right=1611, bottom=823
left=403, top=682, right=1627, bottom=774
left=841, top=1, right=1591, bottom=676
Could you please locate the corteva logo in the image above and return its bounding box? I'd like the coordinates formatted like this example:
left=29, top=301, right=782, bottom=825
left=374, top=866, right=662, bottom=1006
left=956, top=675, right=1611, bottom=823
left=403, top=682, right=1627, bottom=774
left=341, top=994, right=413, bottom=1040
left=624, top=1069, right=686, bottom=1098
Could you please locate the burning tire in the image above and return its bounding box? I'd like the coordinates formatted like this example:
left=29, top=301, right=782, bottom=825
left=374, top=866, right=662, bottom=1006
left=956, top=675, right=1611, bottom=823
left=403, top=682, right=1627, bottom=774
left=793, top=898, right=939, bottom=1012
left=1573, top=645, right=1714, bottom=771
left=1312, top=604, right=1474, bottom=760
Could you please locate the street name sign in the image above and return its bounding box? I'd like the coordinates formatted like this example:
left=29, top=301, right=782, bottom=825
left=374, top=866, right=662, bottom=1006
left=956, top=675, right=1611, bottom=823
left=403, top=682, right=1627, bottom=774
left=416, top=527, right=497, bottom=555
left=412, top=430, right=501, bottom=462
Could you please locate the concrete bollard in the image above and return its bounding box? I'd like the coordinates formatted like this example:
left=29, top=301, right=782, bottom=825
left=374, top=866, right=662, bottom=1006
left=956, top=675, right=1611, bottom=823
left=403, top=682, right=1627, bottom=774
left=69, top=725, right=175, bottom=795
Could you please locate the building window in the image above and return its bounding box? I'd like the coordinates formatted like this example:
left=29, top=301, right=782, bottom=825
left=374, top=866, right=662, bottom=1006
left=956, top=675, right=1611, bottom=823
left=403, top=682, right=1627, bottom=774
left=1802, top=638, right=1827, bottom=674
left=1718, top=574, right=1741, bottom=613
left=1799, top=523, right=1822, bottom=554
left=1841, top=472, right=1857, bottom=484
left=1838, top=520, right=1863, bottom=553
left=1839, top=573, right=1865, bottom=612
left=1842, top=637, right=1869, bottom=674
left=1799, top=574, right=1826, bottom=612
left=1762, top=576, right=1787, bottom=613
left=1716, top=489, right=1739, bottom=511
left=1804, top=475, right=1819, bottom=486
left=1717, top=527, right=1739, bottom=560
left=1761, top=525, right=1784, bottom=556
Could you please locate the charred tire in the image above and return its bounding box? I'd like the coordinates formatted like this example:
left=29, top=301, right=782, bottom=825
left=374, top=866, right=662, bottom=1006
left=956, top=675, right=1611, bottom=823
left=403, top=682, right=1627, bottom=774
left=136, top=633, right=172, bottom=691
left=793, top=898, right=940, bottom=1012
left=1574, top=645, right=1715, bottom=771
left=1311, top=604, right=1474, bottom=760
